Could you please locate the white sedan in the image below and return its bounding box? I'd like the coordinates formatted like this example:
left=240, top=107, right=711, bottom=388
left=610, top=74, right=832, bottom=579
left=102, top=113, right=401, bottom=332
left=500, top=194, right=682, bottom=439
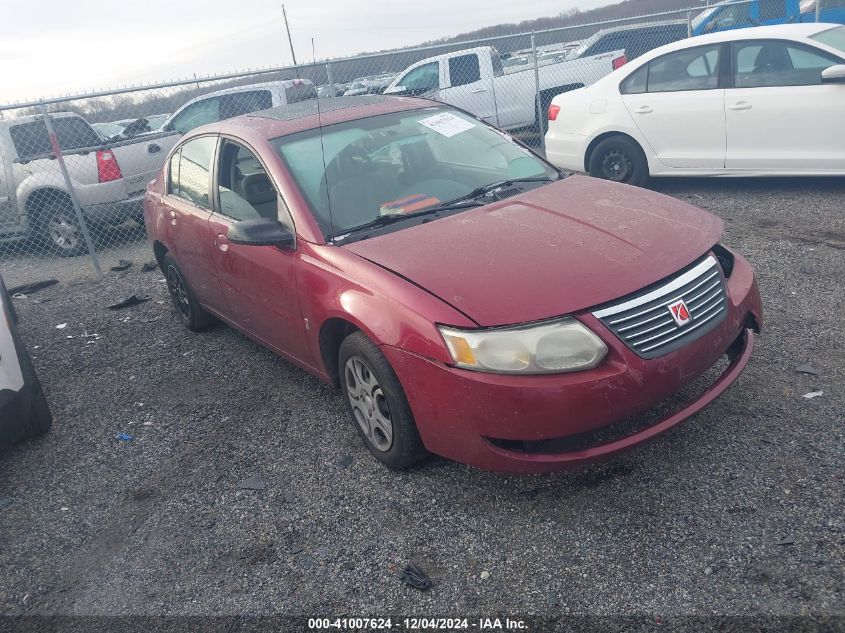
left=544, top=23, right=845, bottom=185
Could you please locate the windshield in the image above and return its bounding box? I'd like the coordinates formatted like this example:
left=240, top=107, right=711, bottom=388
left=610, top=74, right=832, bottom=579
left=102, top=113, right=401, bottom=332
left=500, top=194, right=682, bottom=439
left=691, top=6, right=720, bottom=30
left=811, top=25, right=845, bottom=54
left=274, top=107, right=557, bottom=238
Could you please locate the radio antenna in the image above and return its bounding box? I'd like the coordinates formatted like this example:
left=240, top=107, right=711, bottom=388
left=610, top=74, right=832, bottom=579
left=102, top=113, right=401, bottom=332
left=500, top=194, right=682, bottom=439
left=312, top=38, right=335, bottom=240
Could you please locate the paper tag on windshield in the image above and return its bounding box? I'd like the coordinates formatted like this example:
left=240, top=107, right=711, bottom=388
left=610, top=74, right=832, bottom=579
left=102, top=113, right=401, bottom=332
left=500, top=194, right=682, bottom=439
left=418, top=112, right=475, bottom=138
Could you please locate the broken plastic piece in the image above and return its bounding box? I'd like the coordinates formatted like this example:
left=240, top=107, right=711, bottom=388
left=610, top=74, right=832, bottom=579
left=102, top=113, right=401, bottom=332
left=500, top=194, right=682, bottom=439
left=8, top=279, right=58, bottom=295
left=141, top=262, right=158, bottom=273
left=399, top=563, right=431, bottom=591
left=107, top=294, right=150, bottom=310
left=116, top=433, right=134, bottom=442
left=802, top=391, right=823, bottom=399
left=111, top=260, right=132, bottom=271
left=794, top=363, right=819, bottom=376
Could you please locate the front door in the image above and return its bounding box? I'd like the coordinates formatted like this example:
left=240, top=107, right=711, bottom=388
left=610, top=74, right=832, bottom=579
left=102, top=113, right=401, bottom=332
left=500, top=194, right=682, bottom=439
left=725, top=39, right=845, bottom=170
left=208, top=139, right=308, bottom=362
left=162, top=135, right=225, bottom=309
left=621, top=43, right=726, bottom=169
left=441, top=53, right=496, bottom=124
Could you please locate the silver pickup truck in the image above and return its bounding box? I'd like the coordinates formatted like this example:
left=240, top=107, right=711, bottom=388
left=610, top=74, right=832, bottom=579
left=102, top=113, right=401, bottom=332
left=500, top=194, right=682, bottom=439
left=0, top=112, right=179, bottom=256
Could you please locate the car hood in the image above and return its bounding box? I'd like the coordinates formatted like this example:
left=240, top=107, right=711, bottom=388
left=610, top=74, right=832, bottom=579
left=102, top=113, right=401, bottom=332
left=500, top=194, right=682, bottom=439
left=342, top=175, right=723, bottom=327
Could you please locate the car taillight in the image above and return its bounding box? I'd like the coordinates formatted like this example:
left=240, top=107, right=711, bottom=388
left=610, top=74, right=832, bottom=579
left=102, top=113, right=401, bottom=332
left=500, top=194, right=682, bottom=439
left=612, top=55, right=628, bottom=70
left=548, top=104, right=561, bottom=121
left=96, top=149, right=123, bottom=183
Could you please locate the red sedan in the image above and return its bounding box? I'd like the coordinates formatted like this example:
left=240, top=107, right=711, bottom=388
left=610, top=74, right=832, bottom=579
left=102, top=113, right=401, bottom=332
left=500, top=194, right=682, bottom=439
left=143, top=95, right=762, bottom=473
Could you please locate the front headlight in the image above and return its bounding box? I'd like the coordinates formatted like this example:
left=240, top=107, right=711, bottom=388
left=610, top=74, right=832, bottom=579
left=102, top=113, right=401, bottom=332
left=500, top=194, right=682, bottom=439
left=438, top=317, right=607, bottom=374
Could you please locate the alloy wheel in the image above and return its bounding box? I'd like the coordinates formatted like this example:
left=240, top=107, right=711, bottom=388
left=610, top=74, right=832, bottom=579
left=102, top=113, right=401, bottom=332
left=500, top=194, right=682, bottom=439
left=344, top=356, right=394, bottom=452
left=47, top=212, right=82, bottom=252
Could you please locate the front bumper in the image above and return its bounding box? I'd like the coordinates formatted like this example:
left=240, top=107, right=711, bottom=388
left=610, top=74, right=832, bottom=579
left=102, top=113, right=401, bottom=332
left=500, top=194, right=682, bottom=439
left=384, top=251, right=762, bottom=473
left=83, top=192, right=145, bottom=225
left=0, top=386, right=29, bottom=445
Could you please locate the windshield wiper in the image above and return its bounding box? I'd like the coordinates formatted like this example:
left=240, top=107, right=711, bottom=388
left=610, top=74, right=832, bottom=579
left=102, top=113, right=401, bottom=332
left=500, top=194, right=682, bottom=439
left=433, top=175, right=558, bottom=209
left=329, top=201, right=482, bottom=241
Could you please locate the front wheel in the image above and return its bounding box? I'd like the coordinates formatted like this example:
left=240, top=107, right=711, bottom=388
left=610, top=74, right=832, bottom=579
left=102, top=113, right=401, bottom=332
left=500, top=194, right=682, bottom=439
left=339, top=331, right=428, bottom=469
left=588, top=136, right=649, bottom=187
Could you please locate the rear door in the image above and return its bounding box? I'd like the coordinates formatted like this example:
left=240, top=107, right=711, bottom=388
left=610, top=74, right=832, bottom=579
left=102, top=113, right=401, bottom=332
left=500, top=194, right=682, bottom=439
left=109, top=132, right=181, bottom=196
left=207, top=138, right=308, bottom=361
left=162, top=135, right=226, bottom=309
left=441, top=54, right=496, bottom=124
left=621, top=43, right=726, bottom=169
left=725, top=39, right=845, bottom=170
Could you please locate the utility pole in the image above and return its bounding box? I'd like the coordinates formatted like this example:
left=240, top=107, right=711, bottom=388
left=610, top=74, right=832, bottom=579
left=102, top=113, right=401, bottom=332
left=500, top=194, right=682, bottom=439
left=282, top=4, right=300, bottom=77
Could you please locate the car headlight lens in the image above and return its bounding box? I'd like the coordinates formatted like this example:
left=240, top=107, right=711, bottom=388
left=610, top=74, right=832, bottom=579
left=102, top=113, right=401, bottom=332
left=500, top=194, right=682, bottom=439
left=438, top=318, right=607, bottom=374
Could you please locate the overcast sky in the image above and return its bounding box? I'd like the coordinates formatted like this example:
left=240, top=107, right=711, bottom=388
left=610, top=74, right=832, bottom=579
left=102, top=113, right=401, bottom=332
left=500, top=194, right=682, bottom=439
left=0, top=0, right=614, bottom=103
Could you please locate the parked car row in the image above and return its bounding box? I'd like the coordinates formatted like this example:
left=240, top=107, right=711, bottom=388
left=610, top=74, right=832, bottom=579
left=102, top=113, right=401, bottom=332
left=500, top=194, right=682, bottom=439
left=544, top=24, right=845, bottom=183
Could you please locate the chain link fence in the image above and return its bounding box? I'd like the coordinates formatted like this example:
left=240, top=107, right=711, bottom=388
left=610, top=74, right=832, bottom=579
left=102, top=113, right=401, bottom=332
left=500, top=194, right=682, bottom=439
left=1, top=0, right=842, bottom=287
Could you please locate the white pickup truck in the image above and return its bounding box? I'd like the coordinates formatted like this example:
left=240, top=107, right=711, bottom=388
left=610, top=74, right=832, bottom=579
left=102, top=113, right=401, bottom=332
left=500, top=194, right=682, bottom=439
left=0, top=112, right=179, bottom=255
left=384, top=45, right=626, bottom=132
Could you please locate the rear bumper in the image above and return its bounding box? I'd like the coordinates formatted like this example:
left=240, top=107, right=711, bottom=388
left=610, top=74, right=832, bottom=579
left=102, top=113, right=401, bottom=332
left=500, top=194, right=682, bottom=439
left=384, top=252, right=762, bottom=473
left=544, top=130, right=588, bottom=172
left=83, top=192, right=145, bottom=224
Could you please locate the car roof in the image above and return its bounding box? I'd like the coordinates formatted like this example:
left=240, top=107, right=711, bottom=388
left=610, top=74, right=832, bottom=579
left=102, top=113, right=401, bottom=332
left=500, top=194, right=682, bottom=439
left=217, top=95, right=437, bottom=139
left=676, top=21, right=836, bottom=46
left=587, top=18, right=689, bottom=39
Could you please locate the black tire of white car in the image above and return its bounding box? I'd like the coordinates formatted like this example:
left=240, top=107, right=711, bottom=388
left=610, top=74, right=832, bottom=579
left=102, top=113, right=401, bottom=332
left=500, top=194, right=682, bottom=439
left=588, top=136, right=649, bottom=188
left=10, top=324, right=53, bottom=440
left=39, top=199, right=87, bottom=257
left=338, top=331, right=428, bottom=470
left=162, top=253, right=216, bottom=332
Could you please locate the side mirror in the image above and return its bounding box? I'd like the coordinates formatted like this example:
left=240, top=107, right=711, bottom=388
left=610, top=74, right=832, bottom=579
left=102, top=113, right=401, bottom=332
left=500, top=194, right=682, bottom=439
left=227, top=218, right=295, bottom=249
left=821, top=64, right=845, bottom=84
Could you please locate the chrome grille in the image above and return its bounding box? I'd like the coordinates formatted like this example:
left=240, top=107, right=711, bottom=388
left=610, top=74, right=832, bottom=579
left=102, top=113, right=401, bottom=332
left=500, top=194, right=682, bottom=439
left=592, top=256, right=728, bottom=359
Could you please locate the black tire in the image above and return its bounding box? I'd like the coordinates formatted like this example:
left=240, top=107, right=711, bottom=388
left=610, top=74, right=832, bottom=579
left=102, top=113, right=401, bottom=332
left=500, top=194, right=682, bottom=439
left=23, top=378, right=53, bottom=439
left=162, top=253, right=216, bottom=332
left=338, top=331, right=428, bottom=469
left=10, top=324, right=53, bottom=441
left=37, top=199, right=87, bottom=257
left=588, top=135, right=649, bottom=187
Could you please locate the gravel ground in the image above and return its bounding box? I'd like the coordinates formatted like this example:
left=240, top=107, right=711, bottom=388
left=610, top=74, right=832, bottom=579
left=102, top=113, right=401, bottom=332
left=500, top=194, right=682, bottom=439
left=0, top=177, right=843, bottom=626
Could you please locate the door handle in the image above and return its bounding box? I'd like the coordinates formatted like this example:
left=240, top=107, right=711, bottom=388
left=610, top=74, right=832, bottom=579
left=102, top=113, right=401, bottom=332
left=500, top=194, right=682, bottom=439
left=148, top=143, right=161, bottom=153
left=471, top=88, right=488, bottom=93
left=728, top=101, right=752, bottom=111
left=634, top=106, right=653, bottom=114
left=215, top=233, right=229, bottom=252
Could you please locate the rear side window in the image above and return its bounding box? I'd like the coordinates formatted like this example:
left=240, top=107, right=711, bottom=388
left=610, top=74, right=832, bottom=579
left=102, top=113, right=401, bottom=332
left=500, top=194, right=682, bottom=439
left=283, top=81, right=317, bottom=104
left=646, top=45, right=721, bottom=92
left=10, top=117, right=101, bottom=161
left=620, top=65, right=648, bottom=94
left=172, top=136, right=217, bottom=208
left=585, top=34, right=627, bottom=56
left=449, top=54, right=481, bottom=87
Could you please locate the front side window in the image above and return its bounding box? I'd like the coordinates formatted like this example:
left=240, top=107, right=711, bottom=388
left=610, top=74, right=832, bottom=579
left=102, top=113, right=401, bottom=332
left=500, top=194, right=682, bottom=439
left=448, top=54, right=481, bottom=87
left=169, top=98, right=220, bottom=134
left=274, top=107, right=557, bottom=238
left=173, top=136, right=216, bottom=208
left=217, top=140, right=285, bottom=224
left=733, top=40, right=841, bottom=87
left=398, top=62, right=440, bottom=93
left=647, top=45, right=721, bottom=92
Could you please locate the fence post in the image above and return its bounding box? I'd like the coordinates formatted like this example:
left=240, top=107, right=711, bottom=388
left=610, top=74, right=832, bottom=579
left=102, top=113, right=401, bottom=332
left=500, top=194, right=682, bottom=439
left=37, top=103, right=103, bottom=279
left=326, top=60, right=336, bottom=98
left=531, top=33, right=545, bottom=154
left=687, top=10, right=693, bottom=37
left=815, top=0, right=821, bottom=21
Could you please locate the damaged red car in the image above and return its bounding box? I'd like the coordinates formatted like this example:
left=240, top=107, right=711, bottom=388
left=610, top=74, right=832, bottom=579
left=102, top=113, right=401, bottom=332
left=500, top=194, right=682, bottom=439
left=144, top=95, right=762, bottom=473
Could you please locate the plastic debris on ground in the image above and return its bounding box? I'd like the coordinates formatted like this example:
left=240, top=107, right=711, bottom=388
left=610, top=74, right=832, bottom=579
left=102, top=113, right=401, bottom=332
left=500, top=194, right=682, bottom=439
left=107, top=294, right=151, bottom=310
left=141, top=262, right=158, bottom=272
left=116, top=433, right=135, bottom=442
left=802, top=391, right=824, bottom=399
left=399, top=563, right=431, bottom=591
left=237, top=475, right=267, bottom=491
left=8, top=279, right=58, bottom=295
left=794, top=363, right=820, bottom=376
left=110, top=260, right=132, bottom=271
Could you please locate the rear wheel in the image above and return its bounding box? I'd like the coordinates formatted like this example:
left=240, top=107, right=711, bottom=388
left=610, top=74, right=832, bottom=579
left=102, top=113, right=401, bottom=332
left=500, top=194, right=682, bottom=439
left=39, top=200, right=87, bottom=257
left=339, top=331, right=428, bottom=469
left=588, top=135, right=649, bottom=187
left=162, top=253, right=216, bottom=332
